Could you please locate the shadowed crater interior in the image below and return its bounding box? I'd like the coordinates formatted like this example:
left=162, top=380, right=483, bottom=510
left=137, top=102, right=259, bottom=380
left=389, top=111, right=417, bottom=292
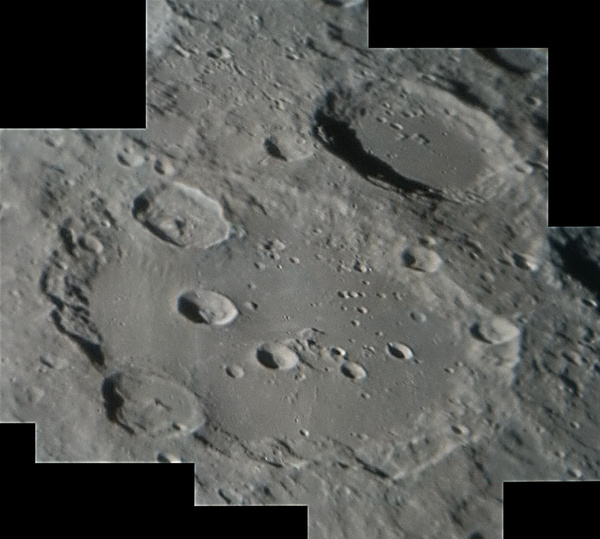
left=313, top=108, right=444, bottom=200
left=177, top=294, right=204, bottom=323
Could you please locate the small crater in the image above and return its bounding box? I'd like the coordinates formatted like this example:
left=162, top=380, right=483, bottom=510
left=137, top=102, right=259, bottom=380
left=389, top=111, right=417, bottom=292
left=340, top=361, right=367, bottom=380
left=513, top=252, right=540, bottom=271
left=451, top=424, right=469, bottom=436
left=256, top=342, right=299, bottom=370
left=178, top=290, right=238, bottom=327
left=474, top=316, right=520, bottom=345
left=225, top=364, right=245, bottom=379
left=157, top=452, right=182, bottom=463
left=154, top=156, right=175, bottom=175
left=117, top=149, right=145, bottom=168
left=330, top=346, right=347, bottom=360
left=264, top=137, right=286, bottom=160
left=410, top=311, right=428, bottom=323
left=386, top=342, right=414, bottom=360
left=79, top=234, right=104, bottom=254
left=402, top=246, right=443, bottom=273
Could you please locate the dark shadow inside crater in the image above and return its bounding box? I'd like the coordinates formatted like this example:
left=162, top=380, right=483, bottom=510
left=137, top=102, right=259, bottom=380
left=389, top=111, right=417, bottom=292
left=313, top=109, right=445, bottom=201
left=476, top=48, right=543, bottom=75
left=49, top=309, right=106, bottom=367
left=101, top=373, right=134, bottom=434
left=264, top=137, right=286, bottom=160
left=469, top=322, right=489, bottom=343
left=401, top=251, right=417, bottom=267
left=101, top=374, right=123, bottom=422
left=256, top=348, right=278, bottom=369
left=132, top=192, right=150, bottom=219
left=177, top=294, right=205, bottom=324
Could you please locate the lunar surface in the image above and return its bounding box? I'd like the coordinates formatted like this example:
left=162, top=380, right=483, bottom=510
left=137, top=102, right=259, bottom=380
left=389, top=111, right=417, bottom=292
left=0, top=3, right=567, bottom=538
